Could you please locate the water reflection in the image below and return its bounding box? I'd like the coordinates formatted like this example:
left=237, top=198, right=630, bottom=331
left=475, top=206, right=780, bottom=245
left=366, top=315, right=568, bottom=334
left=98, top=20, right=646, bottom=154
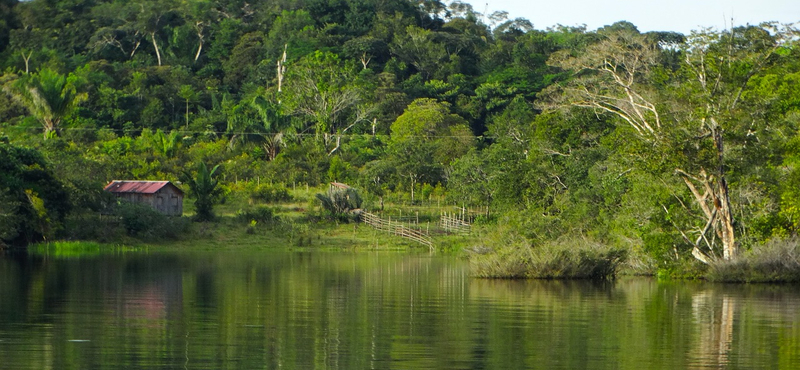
left=1, top=251, right=800, bottom=369
left=691, top=290, right=735, bottom=368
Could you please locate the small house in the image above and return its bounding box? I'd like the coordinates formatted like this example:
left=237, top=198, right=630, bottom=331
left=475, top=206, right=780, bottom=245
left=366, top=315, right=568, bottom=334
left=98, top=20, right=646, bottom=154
left=104, top=180, right=184, bottom=216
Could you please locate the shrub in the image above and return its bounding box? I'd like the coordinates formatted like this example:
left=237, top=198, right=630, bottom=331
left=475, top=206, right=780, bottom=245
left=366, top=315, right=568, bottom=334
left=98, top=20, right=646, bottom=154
left=421, top=183, right=434, bottom=201
left=236, top=205, right=279, bottom=224
left=182, top=162, right=222, bottom=222
left=115, top=201, right=188, bottom=240
left=706, top=238, right=800, bottom=283
left=315, top=187, right=362, bottom=222
left=250, top=183, right=292, bottom=203
left=468, top=231, right=627, bottom=280
left=63, top=213, right=126, bottom=242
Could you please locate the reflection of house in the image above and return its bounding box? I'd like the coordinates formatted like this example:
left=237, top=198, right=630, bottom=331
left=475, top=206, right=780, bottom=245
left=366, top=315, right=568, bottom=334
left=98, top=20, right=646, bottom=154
left=104, top=180, right=183, bottom=216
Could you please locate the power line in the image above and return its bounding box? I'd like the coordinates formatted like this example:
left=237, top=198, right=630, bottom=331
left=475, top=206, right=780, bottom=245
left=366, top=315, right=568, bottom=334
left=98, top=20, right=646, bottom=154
left=1, top=125, right=494, bottom=139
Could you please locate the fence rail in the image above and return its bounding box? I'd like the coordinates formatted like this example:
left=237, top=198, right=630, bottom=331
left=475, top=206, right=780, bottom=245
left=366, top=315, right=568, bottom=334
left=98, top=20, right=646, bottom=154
left=361, top=212, right=433, bottom=250
left=439, top=210, right=472, bottom=235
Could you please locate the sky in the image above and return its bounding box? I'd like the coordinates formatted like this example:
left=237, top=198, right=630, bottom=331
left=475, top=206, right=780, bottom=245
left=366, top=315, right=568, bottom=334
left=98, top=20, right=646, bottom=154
left=460, top=0, right=799, bottom=34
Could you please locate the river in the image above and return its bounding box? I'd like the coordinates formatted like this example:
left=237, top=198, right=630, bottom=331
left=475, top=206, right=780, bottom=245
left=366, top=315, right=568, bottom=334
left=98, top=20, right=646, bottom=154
left=1, top=249, right=799, bottom=369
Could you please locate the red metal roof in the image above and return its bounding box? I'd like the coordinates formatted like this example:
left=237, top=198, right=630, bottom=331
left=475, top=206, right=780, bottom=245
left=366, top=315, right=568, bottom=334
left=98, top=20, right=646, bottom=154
left=104, top=181, right=183, bottom=195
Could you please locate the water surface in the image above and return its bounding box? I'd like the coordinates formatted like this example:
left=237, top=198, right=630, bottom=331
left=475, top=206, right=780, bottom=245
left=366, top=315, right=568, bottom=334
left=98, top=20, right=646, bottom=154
left=1, top=250, right=800, bottom=369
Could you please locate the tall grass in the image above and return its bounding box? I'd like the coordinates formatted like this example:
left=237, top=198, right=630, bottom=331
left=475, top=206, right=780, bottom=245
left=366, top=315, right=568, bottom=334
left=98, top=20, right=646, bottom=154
left=468, top=232, right=627, bottom=280
left=706, top=238, right=800, bottom=283
left=29, top=241, right=142, bottom=257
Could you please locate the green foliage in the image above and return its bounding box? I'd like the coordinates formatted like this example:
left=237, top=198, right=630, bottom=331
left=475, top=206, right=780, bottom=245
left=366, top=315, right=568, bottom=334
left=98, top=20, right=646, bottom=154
left=3, top=68, right=87, bottom=138
left=249, top=183, right=292, bottom=203
left=707, top=238, right=800, bottom=283
left=236, top=206, right=279, bottom=224
left=27, top=241, right=142, bottom=257
left=388, top=98, right=473, bottom=201
left=327, top=155, right=352, bottom=183
left=182, top=162, right=221, bottom=221
left=357, top=159, right=394, bottom=200
left=468, top=227, right=627, bottom=279
left=115, top=201, right=188, bottom=240
left=269, top=138, right=329, bottom=186
left=62, top=213, right=125, bottom=242
left=0, top=142, right=70, bottom=246
left=447, top=149, right=493, bottom=209
left=285, top=51, right=363, bottom=138
left=0, top=0, right=797, bottom=278
left=0, top=188, right=21, bottom=246
left=315, top=186, right=362, bottom=221
left=151, top=129, right=180, bottom=157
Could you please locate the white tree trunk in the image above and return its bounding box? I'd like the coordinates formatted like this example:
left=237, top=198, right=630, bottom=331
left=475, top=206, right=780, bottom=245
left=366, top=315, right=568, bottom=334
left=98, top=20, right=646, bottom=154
left=151, top=32, right=162, bottom=66
left=194, top=40, right=203, bottom=62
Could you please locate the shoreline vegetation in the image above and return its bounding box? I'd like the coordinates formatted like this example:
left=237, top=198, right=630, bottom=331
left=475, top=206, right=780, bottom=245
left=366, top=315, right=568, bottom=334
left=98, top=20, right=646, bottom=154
left=1, top=1, right=800, bottom=283
left=11, top=180, right=800, bottom=283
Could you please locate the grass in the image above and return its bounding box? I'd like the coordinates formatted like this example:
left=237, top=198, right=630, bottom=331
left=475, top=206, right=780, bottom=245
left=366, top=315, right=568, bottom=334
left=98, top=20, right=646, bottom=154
left=706, top=238, right=800, bottom=283
left=54, top=183, right=481, bottom=254
left=29, top=241, right=144, bottom=257
left=114, top=184, right=461, bottom=252
left=47, top=183, right=800, bottom=284
left=148, top=216, right=436, bottom=252
left=466, top=227, right=627, bottom=280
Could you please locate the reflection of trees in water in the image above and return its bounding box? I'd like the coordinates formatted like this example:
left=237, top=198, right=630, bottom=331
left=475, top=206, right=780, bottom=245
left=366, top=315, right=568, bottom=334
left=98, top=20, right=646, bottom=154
left=690, top=284, right=800, bottom=368
left=691, top=290, right=735, bottom=368
left=5, top=253, right=800, bottom=369
left=468, top=278, right=800, bottom=368
left=468, top=278, right=621, bottom=306
left=0, top=252, right=189, bottom=369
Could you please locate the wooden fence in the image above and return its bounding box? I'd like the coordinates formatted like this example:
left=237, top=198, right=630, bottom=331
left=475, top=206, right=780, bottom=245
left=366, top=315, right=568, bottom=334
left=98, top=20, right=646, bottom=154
left=440, top=209, right=472, bottom=235
left=361, top=211, right=433, bottom=250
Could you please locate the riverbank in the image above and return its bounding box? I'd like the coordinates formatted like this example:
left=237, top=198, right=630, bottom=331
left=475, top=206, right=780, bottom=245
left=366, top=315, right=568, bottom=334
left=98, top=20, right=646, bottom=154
left=55, top=183, right=475, bottom=253
left=40, top=183, right=800, bottom=283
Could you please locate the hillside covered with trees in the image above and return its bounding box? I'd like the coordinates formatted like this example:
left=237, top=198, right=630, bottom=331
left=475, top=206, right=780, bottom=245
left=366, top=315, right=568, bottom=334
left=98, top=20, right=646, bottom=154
left=1, top=0, right=799, bottom=278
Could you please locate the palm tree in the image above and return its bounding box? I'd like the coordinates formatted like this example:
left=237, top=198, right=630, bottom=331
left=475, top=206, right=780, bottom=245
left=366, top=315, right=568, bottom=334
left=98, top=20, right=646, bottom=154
left=182, top=162, right=221, bottom=221
left=226, top=93, right=291, bottom=161
left=152, top=129, right=180, bottom=157
left=4, top=69, right=87, bottom=139
left=250, top=95, right=290, bottom=161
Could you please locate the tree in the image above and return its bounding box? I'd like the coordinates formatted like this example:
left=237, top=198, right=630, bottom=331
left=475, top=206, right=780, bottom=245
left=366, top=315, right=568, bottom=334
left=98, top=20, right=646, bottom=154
left=390, top=25, right=448, bottom=79
left=182, top=162, right=221, bottom=221
left=315, top=186, right=362, bottom=221
left=448, top=149, right=495, bottom=216
left=225, top=92, right=292, bottom=161
left=343, top=36, right=388, bottom=69
left=222, top=31, right=267, bottom=89
left=3, top=68, right=87, bottom=139
left=152, top=129, right=180, bottom=157
left=252, top=95, right=292, bottom=160
left=541, top=24, right=798, bottom=263
left=178, top=84, right=199, bottom=127
left=135, top=0, right=177, bottom=66
left=389, top=98, right=473, bottom=202
left=182, top=0, right=219, bottom=63
left=0, top=0, right=17, bottom=56
left=285, top=51, right=363, bottom=143
left=0, top=141, right=70, bottom=246
left=358, top=159, right=395, bottom=211
left=0, top=189, right=21, bottom=247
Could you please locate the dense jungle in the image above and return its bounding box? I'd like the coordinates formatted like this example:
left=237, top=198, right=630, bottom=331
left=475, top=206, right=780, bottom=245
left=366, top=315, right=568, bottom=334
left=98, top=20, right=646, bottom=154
left=1, top=0, right=799, bottom=280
